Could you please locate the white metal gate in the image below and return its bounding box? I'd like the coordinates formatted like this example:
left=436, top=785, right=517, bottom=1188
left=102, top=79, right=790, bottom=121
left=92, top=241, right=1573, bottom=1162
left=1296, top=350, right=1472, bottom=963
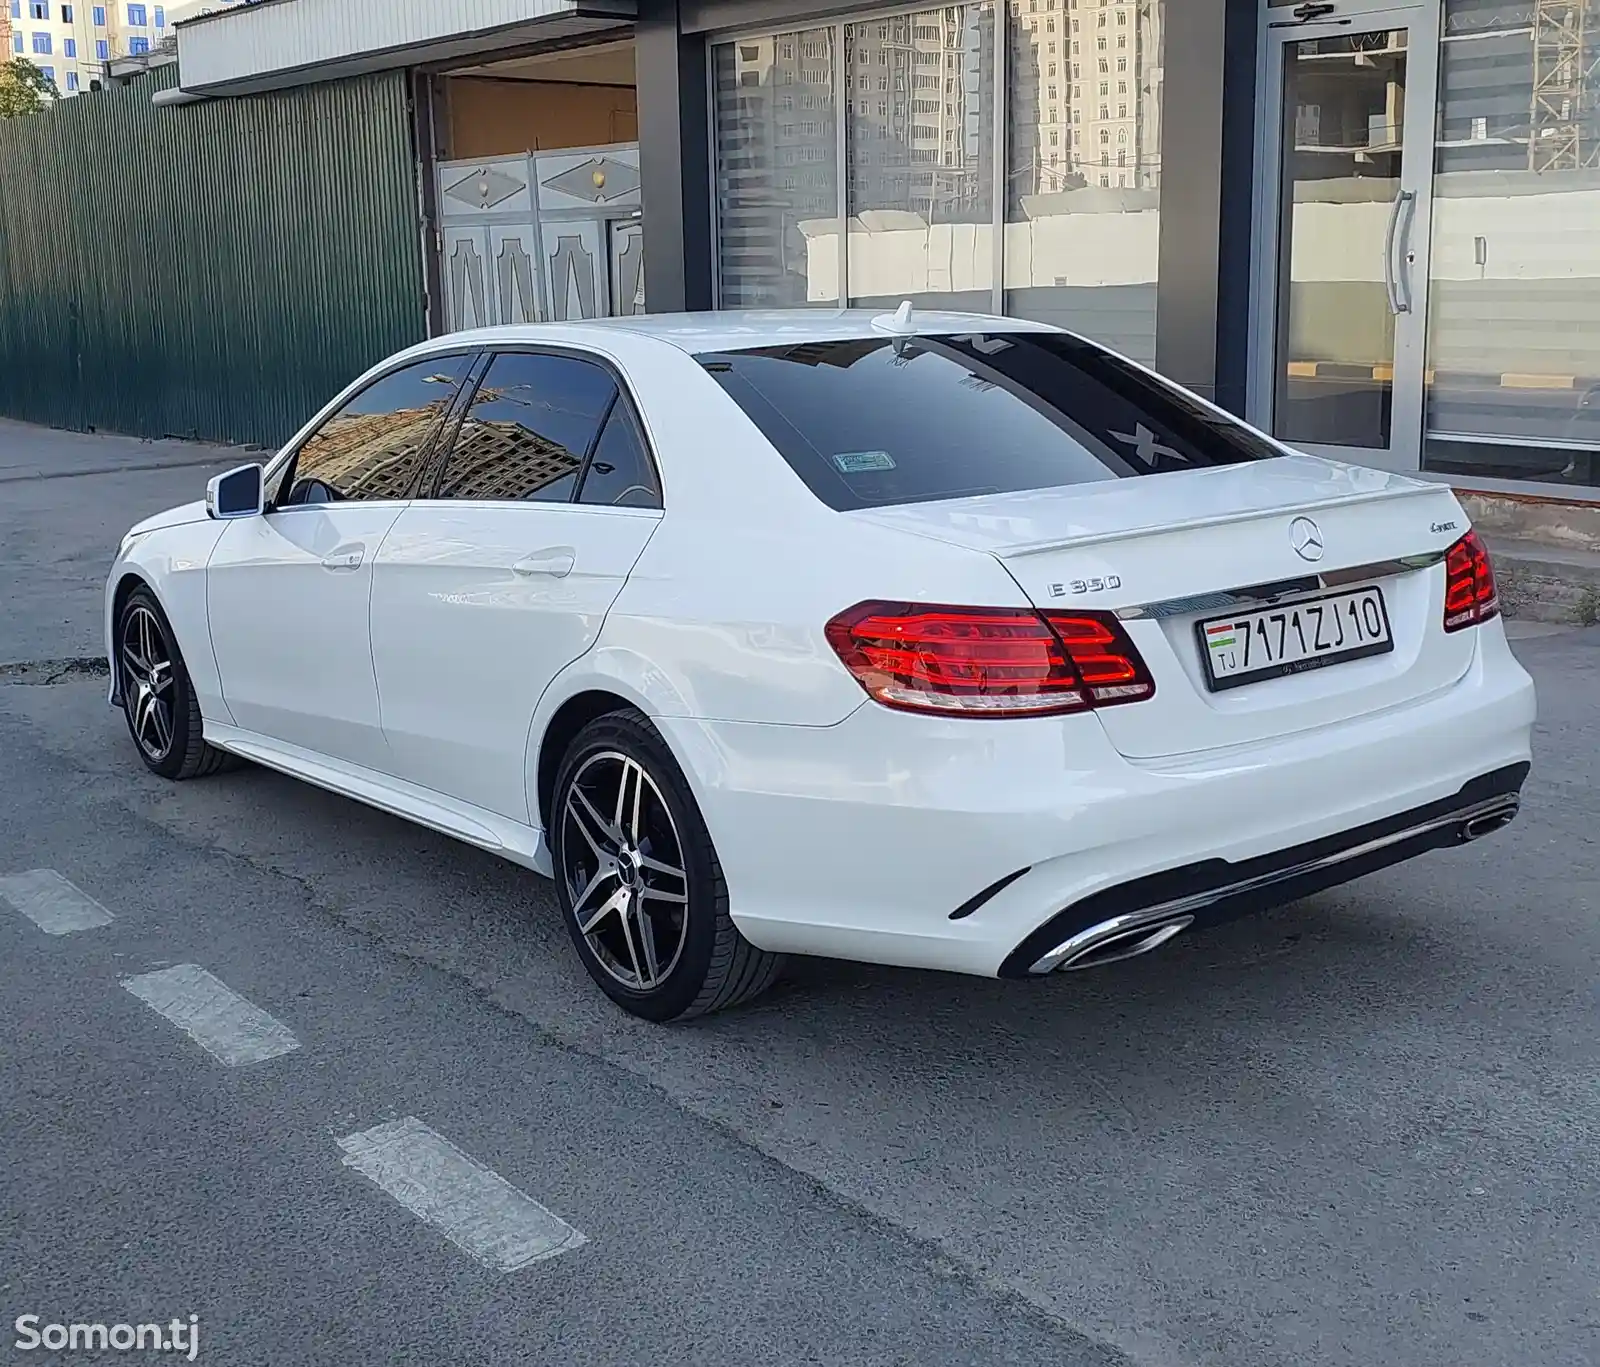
left=435, top=143, right=645, bottom=332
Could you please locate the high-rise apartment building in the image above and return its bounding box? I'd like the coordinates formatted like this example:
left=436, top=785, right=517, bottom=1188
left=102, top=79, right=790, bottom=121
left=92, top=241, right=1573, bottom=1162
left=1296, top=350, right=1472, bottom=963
left=5, top=0, right=244, bottom=96
left=1009, top=0, right=1162, bottom=197
left=6, top=0, right=167, bottom=95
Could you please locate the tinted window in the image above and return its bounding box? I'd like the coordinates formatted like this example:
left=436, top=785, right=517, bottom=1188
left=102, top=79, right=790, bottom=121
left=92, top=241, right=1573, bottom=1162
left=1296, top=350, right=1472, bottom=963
left=435, top=352, right=618, bottom=503
left=284, top=355, right=472, bottom=505
left=698, top=332, right=1282, bottom=512
left=578, top=403, right=661, bottom=510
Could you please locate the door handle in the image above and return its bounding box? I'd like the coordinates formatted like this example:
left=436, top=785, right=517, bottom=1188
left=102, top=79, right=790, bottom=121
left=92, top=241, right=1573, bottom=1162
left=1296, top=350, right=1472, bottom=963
left=1396, top=190, right=1418, bottom=314
left=512, top=548, right=575, bottom=579
left=1383, top=189, right=1415, bottom=315
left=320, top=547, right=364, bottom=571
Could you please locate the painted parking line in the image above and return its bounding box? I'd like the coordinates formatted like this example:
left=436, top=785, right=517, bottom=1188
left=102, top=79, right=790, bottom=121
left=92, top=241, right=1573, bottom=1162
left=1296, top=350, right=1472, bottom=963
left=0, top=869, right=116, bottom=935
left=337, top=1117, right=587, bottom=1272
left=121, top=964, right=300, bottom=1067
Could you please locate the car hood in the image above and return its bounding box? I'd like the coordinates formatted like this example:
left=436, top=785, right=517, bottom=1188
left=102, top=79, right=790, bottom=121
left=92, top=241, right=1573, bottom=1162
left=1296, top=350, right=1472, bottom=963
left=127, top=500, right=210, bottom=538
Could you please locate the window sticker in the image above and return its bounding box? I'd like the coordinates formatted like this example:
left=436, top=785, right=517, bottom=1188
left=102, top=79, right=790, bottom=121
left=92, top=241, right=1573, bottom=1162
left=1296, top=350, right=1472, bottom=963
left=831, top=450, right=897, bottom=474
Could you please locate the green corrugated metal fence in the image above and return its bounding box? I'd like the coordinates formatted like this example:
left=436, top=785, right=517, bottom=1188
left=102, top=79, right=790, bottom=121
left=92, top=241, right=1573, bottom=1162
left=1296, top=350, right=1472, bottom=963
left=0, top=67, right=426, bottom=449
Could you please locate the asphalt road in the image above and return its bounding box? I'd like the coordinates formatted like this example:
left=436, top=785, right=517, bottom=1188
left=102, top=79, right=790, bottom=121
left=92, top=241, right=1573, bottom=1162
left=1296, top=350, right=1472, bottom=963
left=1, top=419, right=1597, bottom=1367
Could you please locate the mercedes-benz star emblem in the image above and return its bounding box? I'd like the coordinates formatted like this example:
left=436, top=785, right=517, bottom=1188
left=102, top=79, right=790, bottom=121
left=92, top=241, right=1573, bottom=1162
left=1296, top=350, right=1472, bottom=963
left=1289, top=516, right=1324, bottom=562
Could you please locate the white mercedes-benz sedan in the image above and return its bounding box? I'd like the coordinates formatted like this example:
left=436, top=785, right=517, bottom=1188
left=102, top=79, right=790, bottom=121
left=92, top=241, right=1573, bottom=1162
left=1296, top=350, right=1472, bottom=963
left=105, top=309, right=1536, bottom=1021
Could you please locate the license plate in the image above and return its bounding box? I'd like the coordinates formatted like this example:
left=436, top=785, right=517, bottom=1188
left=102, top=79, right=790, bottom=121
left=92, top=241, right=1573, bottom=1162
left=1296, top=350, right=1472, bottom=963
left=1197, top=586, right=1393, bottom=691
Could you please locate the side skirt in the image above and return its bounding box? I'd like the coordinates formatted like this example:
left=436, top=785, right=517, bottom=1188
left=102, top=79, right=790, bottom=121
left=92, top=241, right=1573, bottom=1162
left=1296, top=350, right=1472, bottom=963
left=203, top=723, right=554, bottom=876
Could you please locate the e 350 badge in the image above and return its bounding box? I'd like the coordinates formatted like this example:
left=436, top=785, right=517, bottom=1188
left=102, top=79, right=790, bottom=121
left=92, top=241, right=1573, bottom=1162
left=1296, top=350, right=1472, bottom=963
left=1047, top=575, right=1122, bottom=598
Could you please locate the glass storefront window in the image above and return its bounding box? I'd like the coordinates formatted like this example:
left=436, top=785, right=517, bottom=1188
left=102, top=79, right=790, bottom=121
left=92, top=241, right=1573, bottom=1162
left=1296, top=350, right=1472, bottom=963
left=843, top=4, right=996, bottom=313
left=1425, top=0, right=1600, bottom=485
left=1272, top=29, right=1409, bottom=451
left=710, top=0, right=1164, bottom=356
left=713, top=30, right=839, bottom=307
left=1003, top=0, right=1162, bottom=363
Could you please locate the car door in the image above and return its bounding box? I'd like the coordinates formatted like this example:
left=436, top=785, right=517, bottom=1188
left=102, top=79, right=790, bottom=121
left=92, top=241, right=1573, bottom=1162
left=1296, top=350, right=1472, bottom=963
left=369, top=348, right=664, bottom=823
left=205, top=353, right=476, bottom=770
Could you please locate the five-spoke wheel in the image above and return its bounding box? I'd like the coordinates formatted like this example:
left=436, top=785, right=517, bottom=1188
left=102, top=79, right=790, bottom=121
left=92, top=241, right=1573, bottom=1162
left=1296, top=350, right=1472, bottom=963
left=120, top=603, right=176, bottom=763
left=560, top=751, right=690, bottom=993
left=115, top=586, right=235, bottom=781
left=551, top=708, right=783, bottom=1021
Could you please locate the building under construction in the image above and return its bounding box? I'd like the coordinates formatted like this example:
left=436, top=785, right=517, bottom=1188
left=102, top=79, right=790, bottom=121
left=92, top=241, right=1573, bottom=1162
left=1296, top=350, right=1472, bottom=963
left=1437, top=0, right=1600, bottom=171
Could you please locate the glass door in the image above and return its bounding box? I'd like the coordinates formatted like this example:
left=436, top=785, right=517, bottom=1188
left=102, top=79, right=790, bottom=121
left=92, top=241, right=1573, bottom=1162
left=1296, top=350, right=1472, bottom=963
left=1250, top=0, right=1441, bottom=472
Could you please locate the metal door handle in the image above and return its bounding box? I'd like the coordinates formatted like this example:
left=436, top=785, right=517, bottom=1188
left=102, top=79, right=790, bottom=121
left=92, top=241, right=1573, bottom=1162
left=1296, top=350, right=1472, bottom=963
left=320, top=548, right=364, bottom=571
left=1384, top=189, right=1415, bottom=315
left=512, top=549, right=575, bottom=578
left=1396, top=190, right=1418, bottom=314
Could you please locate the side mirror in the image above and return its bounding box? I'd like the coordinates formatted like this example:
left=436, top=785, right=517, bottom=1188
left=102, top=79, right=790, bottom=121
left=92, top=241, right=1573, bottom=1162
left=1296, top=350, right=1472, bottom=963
left=206, top=463, right=265, bottom=520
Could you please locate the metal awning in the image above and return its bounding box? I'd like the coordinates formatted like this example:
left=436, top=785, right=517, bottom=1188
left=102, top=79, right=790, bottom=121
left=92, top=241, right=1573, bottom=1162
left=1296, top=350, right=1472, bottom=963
left=175, top=0, right=636, bottom=96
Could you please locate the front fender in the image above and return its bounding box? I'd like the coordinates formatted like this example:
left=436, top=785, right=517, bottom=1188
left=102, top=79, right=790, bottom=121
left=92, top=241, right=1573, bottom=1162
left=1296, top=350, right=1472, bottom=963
left=105, top=521, right=232, bottom=725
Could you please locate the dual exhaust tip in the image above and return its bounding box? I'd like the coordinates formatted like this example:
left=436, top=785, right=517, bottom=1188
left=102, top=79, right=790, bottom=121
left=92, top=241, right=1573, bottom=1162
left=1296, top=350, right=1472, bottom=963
left=1030, top=912, right=1196, bottom=975
left=1030, top=795, right=1521, bottom=975
left=1460, top=802, right=1517, bottom=842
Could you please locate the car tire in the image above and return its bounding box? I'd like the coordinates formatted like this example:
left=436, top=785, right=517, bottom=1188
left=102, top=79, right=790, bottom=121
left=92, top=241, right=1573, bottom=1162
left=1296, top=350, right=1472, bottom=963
left=551, top=707, right=784, bottom=1022
left=116, top=585, right=236, bottom=781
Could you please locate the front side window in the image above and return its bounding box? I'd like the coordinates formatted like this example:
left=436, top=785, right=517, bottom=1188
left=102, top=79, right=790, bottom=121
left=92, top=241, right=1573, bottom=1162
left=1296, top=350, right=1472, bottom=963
left=93, top=4, right=105, bottom=22
left=280, top=355, right=473, bottom=506
left=63, top=37, right=76, bottom=57
left=32, top=32, right=51, bottom=52
left=126, top=1, right=145, bottom=23
left=435, top=352, right=617, bottom=503
left=128, top=35, right=147, bottom=52
left=698, top=332, right=1280, bottom=512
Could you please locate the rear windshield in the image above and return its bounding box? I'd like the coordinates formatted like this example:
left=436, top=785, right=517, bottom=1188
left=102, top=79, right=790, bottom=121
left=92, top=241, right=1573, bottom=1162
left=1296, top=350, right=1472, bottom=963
left=697, top=331, right=1282, bottom=512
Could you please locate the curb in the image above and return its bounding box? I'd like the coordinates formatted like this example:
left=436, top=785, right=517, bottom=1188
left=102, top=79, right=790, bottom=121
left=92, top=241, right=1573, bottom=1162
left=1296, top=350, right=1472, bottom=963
left=1487, top=538, right=1600, bottom=627
left=1287, top=363, right=1598, bottom=393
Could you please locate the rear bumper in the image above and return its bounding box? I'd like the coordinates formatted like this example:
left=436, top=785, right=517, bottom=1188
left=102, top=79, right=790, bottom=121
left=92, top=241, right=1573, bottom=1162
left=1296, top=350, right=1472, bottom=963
left=998, top=762, right=1526, bottom=977
left=655, top=623, right=1536, bottom=978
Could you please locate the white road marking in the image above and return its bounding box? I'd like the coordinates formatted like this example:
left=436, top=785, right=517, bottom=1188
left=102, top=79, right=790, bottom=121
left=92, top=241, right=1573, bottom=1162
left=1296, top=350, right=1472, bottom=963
left=337, top=1117, right=587, bottom=1271
left=0, top=869, right=115, bottom=935
left=121, top=964, right=300, bottom=1066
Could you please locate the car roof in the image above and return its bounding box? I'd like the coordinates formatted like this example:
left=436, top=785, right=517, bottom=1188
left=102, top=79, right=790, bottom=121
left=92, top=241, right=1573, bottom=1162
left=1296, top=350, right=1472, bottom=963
left=426, top=308, right=1061, bottom=356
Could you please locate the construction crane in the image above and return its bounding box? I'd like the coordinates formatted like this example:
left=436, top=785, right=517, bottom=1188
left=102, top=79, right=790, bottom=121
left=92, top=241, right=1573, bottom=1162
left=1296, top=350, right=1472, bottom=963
left=1529, top=0, right=1599, bottom=169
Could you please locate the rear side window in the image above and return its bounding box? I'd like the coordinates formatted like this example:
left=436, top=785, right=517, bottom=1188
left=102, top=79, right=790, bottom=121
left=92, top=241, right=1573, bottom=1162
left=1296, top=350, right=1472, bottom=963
left=435, top=351, right=618, bottom=503
left=578, top=402, right=661, bottom=510
left=697, top=332, right=1281, bottom=512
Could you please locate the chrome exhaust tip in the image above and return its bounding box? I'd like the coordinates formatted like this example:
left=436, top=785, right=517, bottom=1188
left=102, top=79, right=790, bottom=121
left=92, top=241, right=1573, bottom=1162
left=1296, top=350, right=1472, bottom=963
left=1029, top=912, right=1195, bottom=975
left=1461, top=797, right=1519, bottom=842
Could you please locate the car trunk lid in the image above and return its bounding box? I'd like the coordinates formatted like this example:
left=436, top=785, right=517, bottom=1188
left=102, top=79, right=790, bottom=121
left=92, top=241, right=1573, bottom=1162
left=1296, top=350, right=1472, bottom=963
left=849, top=456, right=1476, bottom=759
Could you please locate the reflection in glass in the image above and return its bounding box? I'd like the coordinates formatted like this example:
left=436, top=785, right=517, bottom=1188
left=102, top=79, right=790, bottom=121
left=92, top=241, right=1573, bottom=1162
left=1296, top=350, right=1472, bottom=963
left=1273, top=30, right=1408, bottom=449
left=843, top=4, right=996, bottom=312
left=579, top=404, right=661, bottom=509
left=293, top=357, right=473, bottom=502
left=1002, top=0, right=1163, bottom=362
left=713, top=30, right=840, bottom=308
left=439, top=354, right=617, bottom=503
left=1424, top=0, right=1600, bottom=485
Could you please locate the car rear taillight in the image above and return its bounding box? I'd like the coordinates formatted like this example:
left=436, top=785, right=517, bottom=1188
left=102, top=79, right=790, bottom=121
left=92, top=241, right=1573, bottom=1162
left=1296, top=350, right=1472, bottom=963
left=1442, top=530, right=1500, bottom=632
left=824, top=601, right=1155, bottom=717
